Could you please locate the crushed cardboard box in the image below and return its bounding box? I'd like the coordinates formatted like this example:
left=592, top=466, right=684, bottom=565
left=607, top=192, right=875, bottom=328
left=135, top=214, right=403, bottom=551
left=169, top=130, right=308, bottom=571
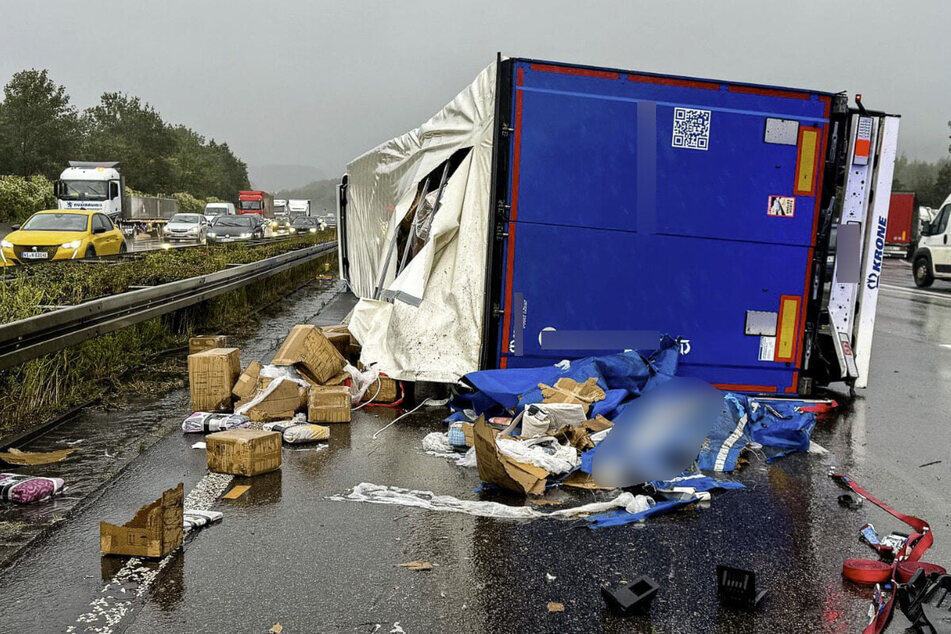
left=560, top=470, right=615, bottom=491
left=308, top=385, right=351, bottom=423
left=100, top=483, right=184, bottom=558
left=189, top=348, right=241, bottom=412
left=271, top=325, right=346, bottom=384
left=320, top=324, right=361, bottom=363
left=554, top=415, right=614, bottom=452
left=232, top=360, right=262, bottom=401
left=189, top=335, right=229, bottom=356
left=206, top=429, right=282, bottom=476
left=237, top=379, right=308, bottom=423
left=539, top=377, right=606, bottom=415
left=473, top=417, right=549, bottom=496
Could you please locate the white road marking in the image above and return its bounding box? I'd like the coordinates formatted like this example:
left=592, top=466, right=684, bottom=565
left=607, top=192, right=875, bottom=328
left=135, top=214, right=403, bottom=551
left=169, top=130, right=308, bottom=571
left=880, top=283, right=951, bottom=303
left=66, top=473, right=233, bottom=634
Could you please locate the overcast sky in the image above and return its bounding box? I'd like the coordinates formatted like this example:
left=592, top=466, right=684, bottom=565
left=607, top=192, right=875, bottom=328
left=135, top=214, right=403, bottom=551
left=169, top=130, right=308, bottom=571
left=1, top=1, right=947, bottom=179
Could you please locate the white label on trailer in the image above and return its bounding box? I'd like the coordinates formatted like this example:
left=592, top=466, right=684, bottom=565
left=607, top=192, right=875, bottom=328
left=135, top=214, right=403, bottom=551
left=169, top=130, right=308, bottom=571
left=764, top=118, right=799, bottom=145
left=745, top=310, right=778, bottom=336
left=758, top=336, right=776, bottom=361
left=672, top=108, right=711, bottom=150
left=767, top=196, right=796, bottom=217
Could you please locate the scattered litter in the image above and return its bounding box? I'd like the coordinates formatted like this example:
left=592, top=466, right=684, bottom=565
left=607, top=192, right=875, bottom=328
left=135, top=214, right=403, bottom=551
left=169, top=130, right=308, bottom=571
left=182, top=412, right=250, bottom=434
left=222, top=485, right=251, bottom=500
left=333, top=483, right=653, bottom=523
left=0, top=473, right=66, bottom=504
left=547, top=602, right=565, bottom=613
left=100, top=483, right=184, bottom=558
left=183, top=509, right=222, bottom=533
left=64, top=439, right=84, bottom=446
left=264, top=417, right=331, bottom=444
left=269, top=623, right=283, bottom=634
left=496, top=436, right=579, bottom=475
left=422, top=432, right=454, bottom=455
left=396, top=561, right=433, bottom=571
left=389, top=623, right=405, bottom=634
left=838, top=494, right=863, bottom=510
left=716, top=565, right=767, bottom=610
left=546, top=573, right=556, bottom=583
left=602, top=576, right=659, bottom=616
left=540, top=377, right=605, bottom=414
left=235, top=377, right=308, bottom=423
left=0, top=447, right=77, bottom=466
left=808, top=441, right=829, bottom=455
left=104, top=450, right=117, bottom=459
left=191, top=442, right=207, bottom=449
left=918, top=460, right=942, bottom=468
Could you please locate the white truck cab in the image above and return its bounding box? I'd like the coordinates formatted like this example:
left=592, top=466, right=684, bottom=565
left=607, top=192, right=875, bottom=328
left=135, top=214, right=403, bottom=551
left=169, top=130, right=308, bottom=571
left=912, top=193, right=951, bottom=287
left=54, top=161, right=123, bottom=217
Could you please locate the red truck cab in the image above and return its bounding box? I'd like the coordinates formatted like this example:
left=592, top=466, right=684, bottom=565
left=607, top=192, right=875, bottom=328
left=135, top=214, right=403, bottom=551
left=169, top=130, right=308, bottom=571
left=237, top=190, right=274, bottom=220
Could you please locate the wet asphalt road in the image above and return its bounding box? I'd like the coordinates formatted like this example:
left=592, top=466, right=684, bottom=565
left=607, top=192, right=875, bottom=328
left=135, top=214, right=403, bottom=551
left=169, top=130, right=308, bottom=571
left=0, top=259, right=950, bottom=633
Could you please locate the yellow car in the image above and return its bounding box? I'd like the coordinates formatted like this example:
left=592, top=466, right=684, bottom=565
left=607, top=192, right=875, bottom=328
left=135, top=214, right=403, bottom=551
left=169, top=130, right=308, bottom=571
left=1, top=209, right=127, bottom=266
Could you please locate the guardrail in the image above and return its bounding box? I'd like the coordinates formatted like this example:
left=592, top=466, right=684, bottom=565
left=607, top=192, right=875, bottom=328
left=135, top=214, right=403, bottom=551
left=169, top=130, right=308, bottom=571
left=0, top=241, right=336, bottom=371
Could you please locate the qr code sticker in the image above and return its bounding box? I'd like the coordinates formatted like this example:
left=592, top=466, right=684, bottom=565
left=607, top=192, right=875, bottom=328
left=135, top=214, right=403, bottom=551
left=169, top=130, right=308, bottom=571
left=672, top=107, right=711, bottom=150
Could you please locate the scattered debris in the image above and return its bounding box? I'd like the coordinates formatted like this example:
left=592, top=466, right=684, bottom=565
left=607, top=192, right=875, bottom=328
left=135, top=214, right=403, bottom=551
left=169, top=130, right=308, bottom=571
left=918, top=460, right=943, bottom=468
left=182, top=412, right=250, bottom=434
left=602, top=576, right=659, bottom=616
left=546, top=573, right=556, bottom=583
left=308, top=385, right=351, bottom=423
left=206, top=429, right=282, bottom=476
left=189, top=334, right=229, bottom=355
left=270, top=324, right=346, bottom=384
left=100, top=483, right=184, bottom=558
left=222, top=485, right=251, bottom=500
left=547, top=602, right=565, bottom=613
left=540, top=377, right=605, bottom=414
left=183, top=509, right=222, bottom=533
left=192, top=441, right=207, bottom=449
left=0, top=447, right=77, bottom=466
left=269, top=623, right=283, bottom=634
left=716, top=565, right=767, bottom=610
left=837, top=494, right=863, bottom=510
left=264, top=419, right=331, bottom=443
left=0, top=473, right=66, bottom=504
left=396, top=561, right=433, bottom=571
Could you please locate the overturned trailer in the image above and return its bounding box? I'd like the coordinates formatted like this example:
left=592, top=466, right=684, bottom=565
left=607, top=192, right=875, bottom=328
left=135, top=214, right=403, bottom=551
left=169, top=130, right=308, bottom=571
left=338, top=56, right=899, bottom=394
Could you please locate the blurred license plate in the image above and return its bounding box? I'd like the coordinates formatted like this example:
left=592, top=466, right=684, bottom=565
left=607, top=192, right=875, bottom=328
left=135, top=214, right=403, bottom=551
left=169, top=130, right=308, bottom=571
left=219, top=237, right=233, bottom=242
left=21, top=251, right=48, bottom=259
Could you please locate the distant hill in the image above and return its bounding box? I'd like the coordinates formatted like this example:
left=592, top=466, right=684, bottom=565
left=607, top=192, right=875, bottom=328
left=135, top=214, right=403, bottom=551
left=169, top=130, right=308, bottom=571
left=274, top=178, right=339, bottom=216
left=249, top=164, right=326, bottom=192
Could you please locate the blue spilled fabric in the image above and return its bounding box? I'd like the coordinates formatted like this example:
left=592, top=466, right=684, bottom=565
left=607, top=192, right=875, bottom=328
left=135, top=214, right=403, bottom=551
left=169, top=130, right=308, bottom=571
left=649, top=472, right=746, bottom=495
left=586, top=499, right=695, bottom=529
left=697, top=395, right=818, bottom=472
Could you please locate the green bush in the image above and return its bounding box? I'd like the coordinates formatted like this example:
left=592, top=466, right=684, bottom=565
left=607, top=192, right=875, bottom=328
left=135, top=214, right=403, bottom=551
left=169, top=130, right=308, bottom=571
left=0, top=175, right=57, bottom=223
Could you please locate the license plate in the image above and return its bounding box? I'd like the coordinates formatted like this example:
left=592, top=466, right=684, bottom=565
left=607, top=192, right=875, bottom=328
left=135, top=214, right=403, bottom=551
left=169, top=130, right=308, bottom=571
left=219, top=237, right=233, bottom=242
left=21, top=251, right=48, bottom=260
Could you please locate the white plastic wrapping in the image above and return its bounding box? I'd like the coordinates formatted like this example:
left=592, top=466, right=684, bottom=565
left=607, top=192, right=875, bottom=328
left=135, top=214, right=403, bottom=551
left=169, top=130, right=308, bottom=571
left=344, top=63, right=497, bottom=383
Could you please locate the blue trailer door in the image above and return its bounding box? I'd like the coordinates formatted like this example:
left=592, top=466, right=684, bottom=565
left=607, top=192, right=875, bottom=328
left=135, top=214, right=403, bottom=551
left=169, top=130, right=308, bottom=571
left=493, top=60, right=832, bottom=394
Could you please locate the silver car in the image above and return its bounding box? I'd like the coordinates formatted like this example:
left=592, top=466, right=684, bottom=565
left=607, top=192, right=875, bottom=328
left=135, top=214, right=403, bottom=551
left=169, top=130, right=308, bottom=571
left=163, top=213, right=209, bottom=243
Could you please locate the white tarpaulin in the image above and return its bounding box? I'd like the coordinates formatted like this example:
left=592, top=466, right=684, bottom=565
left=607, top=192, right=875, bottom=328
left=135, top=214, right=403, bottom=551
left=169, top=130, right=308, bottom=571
left=344, top=63, right=496, bottom=383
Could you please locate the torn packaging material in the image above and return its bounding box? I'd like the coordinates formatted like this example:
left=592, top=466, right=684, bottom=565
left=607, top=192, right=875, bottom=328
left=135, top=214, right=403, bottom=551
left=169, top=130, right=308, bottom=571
left=0, top=447, right=77, bottom=466
left=188, top=335, right=229, bottom=356
left=473, top=417, right=549, bottom=495
left=236, top=378, right=308, bottom=423
left=206, top=430, right=282, bottom=476
left=271, top=325, right=346, bottom=384
left=100, top=483, right=183, bottom=558
left=0, top=473, right=66, bottom=503
left=539, top=377, right=606, bottom=415
left=264, top=421, right=330, bottom=444
left=189, top=348, right=241, bottom=412
left=308, top=385, right=351, bottom=423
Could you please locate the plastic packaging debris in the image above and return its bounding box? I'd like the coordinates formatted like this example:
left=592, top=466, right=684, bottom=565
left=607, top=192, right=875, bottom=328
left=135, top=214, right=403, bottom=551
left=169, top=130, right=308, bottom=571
left=264, top=419, right=331, bottom=444
left=422, top=432, right=454, bottom=455
left=235, top=377, right=308, bottom=423
left=602, top=576, right=659, bottom=616
left=182, top=412, right=251, bottom=434
left=495, top=436, right=579, bottom=475
left=716, top=565, right=767, bottom=610
left=0, top=473, right=65, bottom=504
left=183, top=509, right=222, bottom=533
left=191, top=442, right=206, bottom=449
left=508, top=403, right=586, bottom=438
left=332, top=483, right=651, bottom=522
left=342, top=362, right=380, bottom=402
left=100, top=483, right=184, bottom=558
left=0, top=447, right=77, bottom=465
left=447, top=422, right=468, bottom=450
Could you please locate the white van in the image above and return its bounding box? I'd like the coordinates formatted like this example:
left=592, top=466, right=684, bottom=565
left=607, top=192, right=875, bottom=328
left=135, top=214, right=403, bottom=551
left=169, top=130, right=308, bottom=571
left=204, top=202, right=236, bottom=223
left=912, top=193, right=951, bottom=287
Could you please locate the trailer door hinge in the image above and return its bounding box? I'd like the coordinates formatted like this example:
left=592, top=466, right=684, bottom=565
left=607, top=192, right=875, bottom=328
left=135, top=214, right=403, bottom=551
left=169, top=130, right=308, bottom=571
left=496, top=201, right=510, bottom=221
left=495, top=224, right=509, bottom=240
left=500, top=124, right=514, bottom=137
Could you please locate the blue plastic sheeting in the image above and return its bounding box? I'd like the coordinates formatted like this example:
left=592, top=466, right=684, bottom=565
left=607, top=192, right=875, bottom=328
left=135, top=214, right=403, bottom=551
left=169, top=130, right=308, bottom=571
left=697, top=394, right=817, bottom=472
left=649, top=472, right=746, bottom=495
left=451, top=336, right=680, bottom=422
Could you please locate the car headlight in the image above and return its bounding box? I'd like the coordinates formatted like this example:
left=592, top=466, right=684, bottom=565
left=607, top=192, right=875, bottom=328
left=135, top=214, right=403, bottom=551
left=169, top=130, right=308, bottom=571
left=1, top=240, right=12, bottom=249
left=207, top=232, right=216, bottom=238
left=309, top=228, right=317, bottom=233
left=270, top=221, right=278, bottom=228
left=240, top=232, right=252, bottom=238
left=61, top=240, right=83, bottom=250
left=289, top=228, right=297, bottom=233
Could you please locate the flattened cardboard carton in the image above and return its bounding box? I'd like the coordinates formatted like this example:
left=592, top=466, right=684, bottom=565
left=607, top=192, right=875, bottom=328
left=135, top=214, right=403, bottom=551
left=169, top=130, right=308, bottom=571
left=473, top=417, right=548, bottom=495
left=271, top=325, right=345, bottom=385
left=232, top=360, right=263, bottom=400
left=308, top=385, right=351, bottom=423
left=100, top=483, right=184, bottom=558
left=189, top=335, right=229, bottom=356
left=206, top=429, right=282, bottom=476
left=189, top=348, right=241, bottom=412
left=539, top=377, right=606, bottom=415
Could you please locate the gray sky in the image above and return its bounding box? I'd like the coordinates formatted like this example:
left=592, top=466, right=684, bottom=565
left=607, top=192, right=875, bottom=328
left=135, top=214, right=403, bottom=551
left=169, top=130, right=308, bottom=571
left=1, top=0, right=948, bottom=179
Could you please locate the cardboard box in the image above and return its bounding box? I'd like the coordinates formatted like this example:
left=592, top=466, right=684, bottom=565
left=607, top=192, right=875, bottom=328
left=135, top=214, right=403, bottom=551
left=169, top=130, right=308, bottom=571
left=473, top=417, right=548, bottom=495
left=206, top=429, right=282, bottom=476
left=100, top=483, right=184, bottom=558
left=232, top=360, right=262, bottom=400
left=364, top=375, right=399, bottom=404
left=320, top=325, right=361, bottom=363
left=239, top=379, right=308, bottom=422
left=189, top=348, right=241, bottom=412
left=271, top=325, right=346, bottom=385
left=308, top=385, right=351, bottom=423
left=539, top=377, right=606, bottom=415
left=189, top=335, right=230, bottom=355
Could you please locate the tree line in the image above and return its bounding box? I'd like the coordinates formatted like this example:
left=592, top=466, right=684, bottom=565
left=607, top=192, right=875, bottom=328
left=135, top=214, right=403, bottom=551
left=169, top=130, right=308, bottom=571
left=0, top=69, right=250, bottom=201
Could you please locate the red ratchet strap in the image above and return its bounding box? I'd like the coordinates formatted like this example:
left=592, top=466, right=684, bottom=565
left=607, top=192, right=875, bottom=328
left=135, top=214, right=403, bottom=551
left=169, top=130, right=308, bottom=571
left=830, top=472, right=934, bottom=634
